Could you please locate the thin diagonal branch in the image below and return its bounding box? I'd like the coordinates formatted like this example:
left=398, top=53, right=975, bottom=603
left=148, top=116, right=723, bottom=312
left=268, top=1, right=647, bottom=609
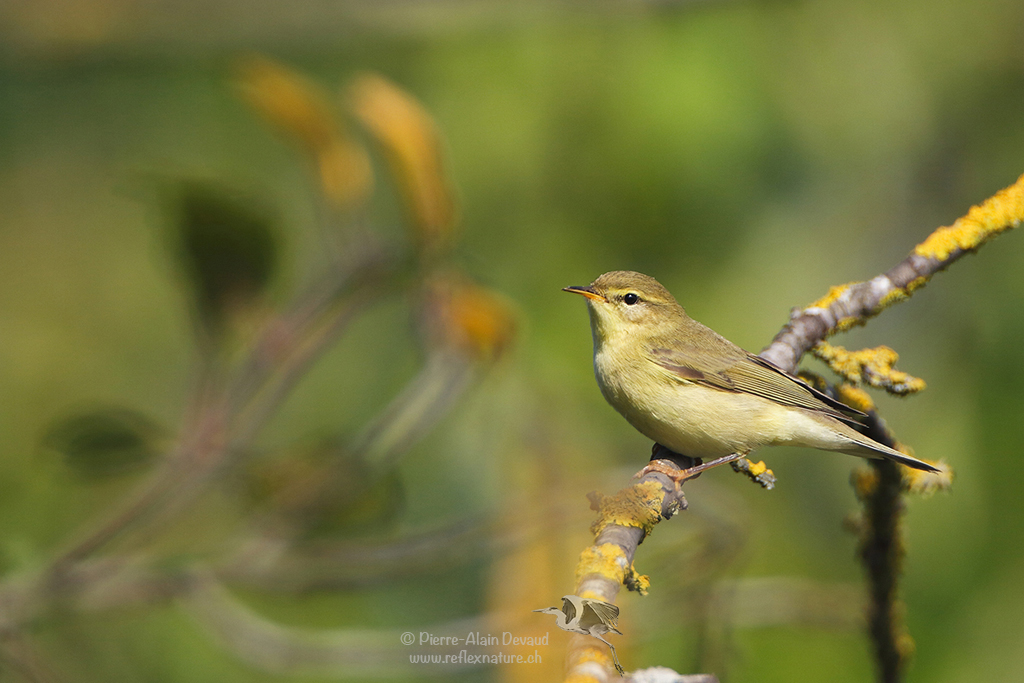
left=761, top=173, right=1024, bottom=374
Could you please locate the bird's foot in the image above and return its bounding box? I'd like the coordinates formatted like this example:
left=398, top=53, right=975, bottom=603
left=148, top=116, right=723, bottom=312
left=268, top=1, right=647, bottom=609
left=635, top=452, right=749, bottom=488
left=634, top=458, right=695, bottom=484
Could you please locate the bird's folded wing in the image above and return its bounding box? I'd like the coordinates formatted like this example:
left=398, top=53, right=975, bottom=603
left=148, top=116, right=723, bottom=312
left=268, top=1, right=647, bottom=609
left=649, top=347, right=863, bottom=425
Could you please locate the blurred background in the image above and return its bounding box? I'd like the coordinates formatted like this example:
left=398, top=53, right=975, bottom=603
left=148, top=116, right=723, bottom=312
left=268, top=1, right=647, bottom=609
left=2, top=1, right=1024, bottom=682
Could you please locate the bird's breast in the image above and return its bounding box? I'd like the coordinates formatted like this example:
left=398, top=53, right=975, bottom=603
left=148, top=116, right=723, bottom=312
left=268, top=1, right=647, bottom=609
left=593, top=345, right=789, bottom=458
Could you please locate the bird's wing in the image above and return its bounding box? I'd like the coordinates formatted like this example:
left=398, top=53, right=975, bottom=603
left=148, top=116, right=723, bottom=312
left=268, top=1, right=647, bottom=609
left=582, top=599, right=620, bottom=627
left=560, top=596, right=577, bottom=623
left=649, top=345, right=863, bottom=425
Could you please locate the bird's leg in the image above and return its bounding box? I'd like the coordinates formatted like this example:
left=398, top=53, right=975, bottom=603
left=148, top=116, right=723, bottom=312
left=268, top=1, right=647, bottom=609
left=592, top=635, right=625, bottom=676
left=635, top=450, right=749, bottom=486
left=681, top=451, right=748, bottom=477
left=634, top=444, right=699, bottom=482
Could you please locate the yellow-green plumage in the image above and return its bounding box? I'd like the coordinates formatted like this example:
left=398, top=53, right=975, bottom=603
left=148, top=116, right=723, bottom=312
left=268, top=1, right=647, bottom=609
left=566, top=270, right=937, bottom=472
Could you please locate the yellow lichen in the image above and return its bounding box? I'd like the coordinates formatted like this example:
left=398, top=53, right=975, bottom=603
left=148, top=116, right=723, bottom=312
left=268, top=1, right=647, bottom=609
left=624, top=563, right=651, bottom=596
left=851, top=466, right=879, bottom=499
left=564, top=675, right=600, bottom=683
left=835, top=383, right=876, bottom=413
left=813, top=342, right=925, bottom=396
left=904, top=275, right=929, bottom=294
left=567, top=646, right=616, bottom=679
left=877, top=287, right=910, bottom=309
left=575, top=543, right=628, bottom=586
left=588, top=480, right=665, bottom=538
left=897, top=632, right=917, bottom=661
left=914, top=173, right=1024, bottom=261
left=901, top=461, right=953, bottom=495
left=746, top=460, right=767, bottom=476
left=565, top=674, right=603, bottom=683
left=808, top=283, right=856, bottom=310
left=833, top=316, right=865, bottom=333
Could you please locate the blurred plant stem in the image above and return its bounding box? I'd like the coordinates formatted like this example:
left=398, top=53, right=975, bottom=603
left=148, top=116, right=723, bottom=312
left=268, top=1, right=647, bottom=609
left=46, top=241, right=398, bottom=579
left=1, top=57, right=516, bottom=680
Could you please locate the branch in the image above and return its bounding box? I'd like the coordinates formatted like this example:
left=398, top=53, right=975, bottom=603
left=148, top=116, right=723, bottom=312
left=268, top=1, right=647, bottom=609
left=218, top=517, right=494, bottom=591
left=760, top=173, right=1024, bottom=374
left=753, top=178, right=1024, bottom=681
left=44, top=243, right=399, bottom=577
left=556, top=176, right=1021, bottom=681
left=562, top=455, right=714, bottom=681
left=834, top=385, right=950, bottom=683
left=0, top=631, right=66, bottom=683
left=182, top=570, right=497, bottom=678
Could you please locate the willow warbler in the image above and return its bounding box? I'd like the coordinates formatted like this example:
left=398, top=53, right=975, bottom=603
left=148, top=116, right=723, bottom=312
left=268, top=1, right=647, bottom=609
left=565, top=271, right=937, bottom=475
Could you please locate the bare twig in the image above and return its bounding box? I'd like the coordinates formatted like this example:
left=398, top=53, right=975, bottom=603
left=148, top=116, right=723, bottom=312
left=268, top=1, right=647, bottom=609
left=182, top=570, right=495, bottom=678
left=219, top=517, right=494, bottom=591
left=44, top=244, right=399, bottom=581
left=0, top=631, right=65, bottom=683
left=351, top=351, right=475, bottom=471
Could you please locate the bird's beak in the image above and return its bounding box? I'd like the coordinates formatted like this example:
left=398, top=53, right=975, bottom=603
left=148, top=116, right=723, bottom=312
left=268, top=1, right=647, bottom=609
left=563, top=285, right=606, bottom=302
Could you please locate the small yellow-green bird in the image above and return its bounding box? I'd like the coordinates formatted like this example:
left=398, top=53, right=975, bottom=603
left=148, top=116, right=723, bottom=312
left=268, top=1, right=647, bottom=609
left=564, top=270, right=938, bottom=478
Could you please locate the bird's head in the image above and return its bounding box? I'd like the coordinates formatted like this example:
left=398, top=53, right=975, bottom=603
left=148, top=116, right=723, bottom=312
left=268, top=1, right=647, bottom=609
left=532, top=607, right=562, bottom=616
left=564, top=270, right=683, bottom=345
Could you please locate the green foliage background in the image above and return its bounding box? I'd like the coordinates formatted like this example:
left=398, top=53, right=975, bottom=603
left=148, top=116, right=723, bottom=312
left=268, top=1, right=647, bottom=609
left=2, top=1, right=1024, bottom=682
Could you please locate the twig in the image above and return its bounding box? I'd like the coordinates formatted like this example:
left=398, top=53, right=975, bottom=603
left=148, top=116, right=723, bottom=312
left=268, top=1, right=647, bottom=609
left=855, top=458, right=908, bottom=683
left=350, top=351, right=475, bottom=471
left=218, top=517, right=494, bottom=591
left=45, top=244, right=398, bottom=579
left=760, top=173, right=1024, bottom=374
left=182, top=570, right=493, bottom=677
left=558, top=176, right=1024, bottom=681
left=0, top=629, right=66, bottom=683
left=563, top=460, right=694, bottom=681
left=847, top=406, right=926, bottom=683
left=755, top=177, right=1024, bottom=682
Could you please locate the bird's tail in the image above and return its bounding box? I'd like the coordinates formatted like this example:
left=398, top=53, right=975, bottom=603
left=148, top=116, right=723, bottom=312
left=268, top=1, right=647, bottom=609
left=838, top=426, right=939, bottom=473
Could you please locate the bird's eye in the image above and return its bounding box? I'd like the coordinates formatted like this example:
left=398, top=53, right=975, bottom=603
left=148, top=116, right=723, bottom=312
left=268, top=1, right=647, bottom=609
left=623, top=292, right=640, bottom=305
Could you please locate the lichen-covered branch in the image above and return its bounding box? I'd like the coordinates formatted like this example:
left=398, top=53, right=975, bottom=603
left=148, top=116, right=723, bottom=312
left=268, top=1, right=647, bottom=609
left=558, top=175, right=1022, bottom=681
left=852, top=457, right=909, bottom=683
left=753, top=175, right=1024, bottom=681
left=562, top=458, right=708, bottom=682
left=835, top=385, right=951, bottom=683
left=812, top=344, right=925, bottom=396
left=760, top=173, right=1024, bottom=375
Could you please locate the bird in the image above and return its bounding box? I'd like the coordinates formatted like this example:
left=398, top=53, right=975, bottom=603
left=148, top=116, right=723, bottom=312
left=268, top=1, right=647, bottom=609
left=564, top=270, right=938, bottom=480
left=534, top=595, right=625, bottom=675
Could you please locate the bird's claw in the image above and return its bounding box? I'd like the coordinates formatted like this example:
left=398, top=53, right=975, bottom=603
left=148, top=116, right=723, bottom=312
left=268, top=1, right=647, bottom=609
left=635, top=452, right=750, bottom=488
left=634, top=459, right=694, bottom=485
